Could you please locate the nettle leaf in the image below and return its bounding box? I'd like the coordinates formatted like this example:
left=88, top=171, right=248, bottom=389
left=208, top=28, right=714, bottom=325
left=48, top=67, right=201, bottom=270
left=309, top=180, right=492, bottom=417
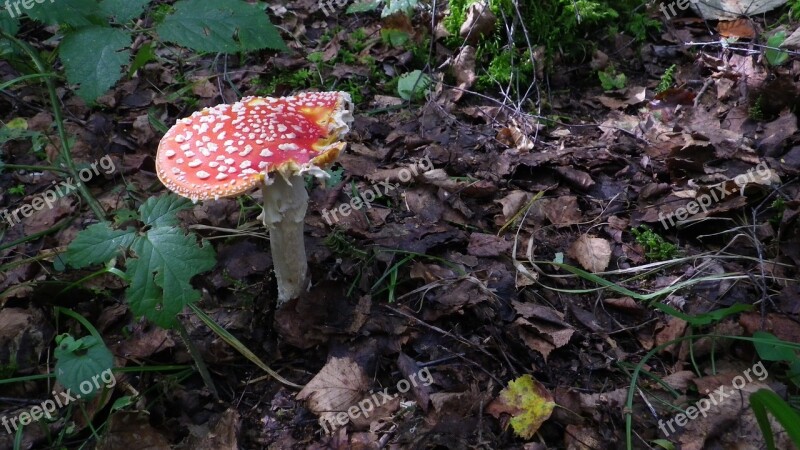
left=25, top=0, right=102, bottom=27
left=139, top=194, right=193, bottom=228
left=54, top=334, right=114, bottom=400
left=59, top=26, right=132, bottom=102
left=65, top=223, right=136, bottom=269
left=126, top=226, right=216, bottom=328
left=156, top=0, right=287, bottom=53
left=100, top=0, right=152, bottom=23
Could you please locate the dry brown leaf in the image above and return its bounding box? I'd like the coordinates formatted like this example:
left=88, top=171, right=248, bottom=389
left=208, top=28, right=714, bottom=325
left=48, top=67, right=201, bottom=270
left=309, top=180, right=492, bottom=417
left=567, top=235, right=611, bottom=273
left=717, top=18, right=757, bottom=38
left=690, top=0, right=787, bottom=19
left=452, top=45, right=477, bottom=99
left=496, top=190, right=532, bottom=221
left=296, top=356, right=370, bottom=428
left=459, top=0, right=496, bottom=44
left=497, top=126, right=534, bottom=152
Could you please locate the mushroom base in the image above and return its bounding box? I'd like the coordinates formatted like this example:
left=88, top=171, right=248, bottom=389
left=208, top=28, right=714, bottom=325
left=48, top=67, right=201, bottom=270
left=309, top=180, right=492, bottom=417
left=260, top=174, right=309, bottom=306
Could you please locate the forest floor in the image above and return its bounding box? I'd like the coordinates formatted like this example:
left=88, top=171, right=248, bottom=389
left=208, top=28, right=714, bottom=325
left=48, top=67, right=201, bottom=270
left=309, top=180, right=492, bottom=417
left=1, top=1, right=800, bottom=449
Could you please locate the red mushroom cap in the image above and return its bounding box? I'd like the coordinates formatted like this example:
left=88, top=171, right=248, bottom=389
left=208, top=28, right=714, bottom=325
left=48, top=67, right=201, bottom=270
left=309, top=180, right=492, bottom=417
left=156, top=91, right=353, bottom=201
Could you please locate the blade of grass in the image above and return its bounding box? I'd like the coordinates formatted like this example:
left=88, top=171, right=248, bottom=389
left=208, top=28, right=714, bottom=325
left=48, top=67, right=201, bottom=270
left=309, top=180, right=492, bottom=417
left=188, top=303, right=301, bottom=389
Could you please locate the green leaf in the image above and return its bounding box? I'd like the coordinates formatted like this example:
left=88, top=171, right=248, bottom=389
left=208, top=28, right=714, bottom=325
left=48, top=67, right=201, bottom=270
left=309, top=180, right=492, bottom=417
left=650, top=302, right=753, bottom=327
left=128, top=42, right=156, bottom=76
left=754, top=331, right=798, bottom=362
left=156, top=0, right=287, bottom=53
left=749, top=389, right=800, bottom=450
left=139, top=194, right=193, bottom=228
left=0, top=10, right=20, bottom=34
left=766, top=31, right=789, bottom=67
left=381, top=0, right=416, bottom=17
left=25, top=0, right=101, bottom=27
left=126, top=226, right=216, bottom=328
left=54, top=334, right=114, bottom=400
left=381, top=28, right=410, bottom=47
left=397, top=70, right=430, bottom=101
left=65, top=223, right=136, bottom=269
left=59, top=26, right=132, bottom=102
left=100, top=0, right=151, bottom=22
left=347, top=0, right=381, bottom=13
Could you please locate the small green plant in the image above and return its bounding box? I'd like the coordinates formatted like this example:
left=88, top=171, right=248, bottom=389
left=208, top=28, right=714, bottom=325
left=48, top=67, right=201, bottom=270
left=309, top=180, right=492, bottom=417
left=656, top=64, right=677, bottom=94
left=749, top=96, right=765, bottom=121
left=397, top=70, right=431, bottom=100
left=598, top=66, right=626, bottom=91
left=8, top=184, right=25, bottom=195
left=769, top=198, right=786, bottom=228
left=765, top=31, right=789, bottom=66
left=0, top=117, right=47, bottom=157
left=65, top=194, right=216, bottom=328
left=0, top=0, right=286, bottom=103
left=631, top=225, right=677, bottom=261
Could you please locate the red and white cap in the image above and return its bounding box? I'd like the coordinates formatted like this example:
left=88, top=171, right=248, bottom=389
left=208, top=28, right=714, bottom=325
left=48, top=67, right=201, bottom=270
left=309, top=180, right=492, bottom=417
left=156, top=91, right=353, bottom=201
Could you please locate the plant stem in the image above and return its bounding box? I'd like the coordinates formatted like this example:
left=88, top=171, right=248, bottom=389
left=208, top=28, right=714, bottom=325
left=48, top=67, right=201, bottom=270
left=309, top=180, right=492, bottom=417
left=175, top=319, right=219, bottom=400
left=0, top=30, right=107, bottom=221
left=261, top=173, right=309, bottom=305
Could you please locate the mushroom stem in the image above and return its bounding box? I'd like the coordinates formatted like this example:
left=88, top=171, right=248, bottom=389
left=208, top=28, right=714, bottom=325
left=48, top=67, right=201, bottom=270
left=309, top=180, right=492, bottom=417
left=261, top=173, right=309, bottom=305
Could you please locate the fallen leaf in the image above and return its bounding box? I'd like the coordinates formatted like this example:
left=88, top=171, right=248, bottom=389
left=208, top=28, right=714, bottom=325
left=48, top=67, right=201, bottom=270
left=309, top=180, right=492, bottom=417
left=567, top=235, right=611, bottom=273
left=487, top=374, right=555, bottom=440
left=296, top=356, right=370, bottom=428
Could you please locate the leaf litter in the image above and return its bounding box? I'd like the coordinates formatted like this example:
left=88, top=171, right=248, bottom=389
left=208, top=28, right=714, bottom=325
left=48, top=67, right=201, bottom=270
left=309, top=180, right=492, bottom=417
left=0, top=0, right=799, bottom=448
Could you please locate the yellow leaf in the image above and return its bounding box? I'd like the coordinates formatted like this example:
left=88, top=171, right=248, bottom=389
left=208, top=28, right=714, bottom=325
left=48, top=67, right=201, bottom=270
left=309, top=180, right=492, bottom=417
left=499, top=374, right=555, bottom=439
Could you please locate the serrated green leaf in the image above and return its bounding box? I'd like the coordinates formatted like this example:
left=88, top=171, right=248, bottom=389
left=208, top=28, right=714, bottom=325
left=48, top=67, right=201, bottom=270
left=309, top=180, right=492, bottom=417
left=54, top=334, right=114, bottom=400
left=100, top=0, right=151, bottom=22
left=156, top=0, right=287, bottom=54
left=65, top=223, right=136, bottom=269
left=126, top=226, right=216, bottom=328
left=139, top=194, right=193, bottom=228
left=25, top=0, right=101, bottom=27
left=59, top=26, right=132, bottom=102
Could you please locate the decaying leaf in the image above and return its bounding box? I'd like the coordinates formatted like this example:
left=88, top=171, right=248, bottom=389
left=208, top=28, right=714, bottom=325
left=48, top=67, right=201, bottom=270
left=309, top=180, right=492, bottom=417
left=459, top=0, right=496, bottom=44
left=567, top=235, right=611, bottom=273
left=297, top=357, right=370, bottom=427
left=487, top=374, right=555, bottom=440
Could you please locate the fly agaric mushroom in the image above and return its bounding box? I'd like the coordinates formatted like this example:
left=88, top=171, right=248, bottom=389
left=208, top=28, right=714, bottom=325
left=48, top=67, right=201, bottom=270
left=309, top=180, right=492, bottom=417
left=156, top=92, right=353, bottom=305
